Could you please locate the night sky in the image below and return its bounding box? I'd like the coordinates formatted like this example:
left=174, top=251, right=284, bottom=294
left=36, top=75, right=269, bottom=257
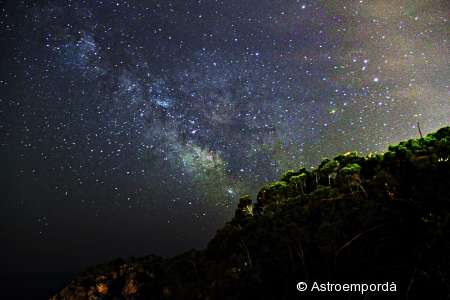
left=1, top=1, right=449, bottom=273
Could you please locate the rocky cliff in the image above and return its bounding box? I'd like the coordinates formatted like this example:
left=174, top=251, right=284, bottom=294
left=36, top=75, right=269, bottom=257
left=52, top=126, right=450, bottom=299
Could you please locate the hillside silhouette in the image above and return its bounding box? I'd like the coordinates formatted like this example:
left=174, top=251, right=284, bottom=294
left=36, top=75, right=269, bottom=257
left=52, top=126, right=450, bottom=299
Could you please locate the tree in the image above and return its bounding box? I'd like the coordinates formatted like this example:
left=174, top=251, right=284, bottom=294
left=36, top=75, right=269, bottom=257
left=321, top=160, right=340, bottom=186
left=339, top=163, right=366, bottom=197
left=234, top=195, right=254, bottom=223
left=290, top=173, right=307, bottom=195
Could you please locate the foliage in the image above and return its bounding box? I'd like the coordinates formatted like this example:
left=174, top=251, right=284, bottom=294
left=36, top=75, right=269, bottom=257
left=53, top=126, right=450, bottom=299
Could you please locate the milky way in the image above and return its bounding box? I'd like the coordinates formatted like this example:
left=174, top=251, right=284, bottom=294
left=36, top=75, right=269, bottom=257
left=1, top=0, right=449, bottom=272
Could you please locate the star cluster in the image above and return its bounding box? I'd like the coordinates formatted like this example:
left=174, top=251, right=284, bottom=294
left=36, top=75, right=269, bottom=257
left=0, top=0, right=449, bottom=272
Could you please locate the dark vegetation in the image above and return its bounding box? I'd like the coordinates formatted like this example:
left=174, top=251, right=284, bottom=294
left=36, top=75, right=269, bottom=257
left=53, top=126, right=450, bottom=299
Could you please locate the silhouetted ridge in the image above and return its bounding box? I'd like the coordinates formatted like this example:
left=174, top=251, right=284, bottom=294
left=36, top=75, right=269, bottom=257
left=52, top=126, right=450, bottom=300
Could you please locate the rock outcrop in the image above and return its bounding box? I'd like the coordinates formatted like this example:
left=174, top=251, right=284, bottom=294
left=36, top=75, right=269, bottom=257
left=51, top=256, right=164, bottom=300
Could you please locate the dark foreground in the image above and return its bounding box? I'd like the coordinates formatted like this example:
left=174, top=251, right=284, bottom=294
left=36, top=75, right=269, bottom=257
left=0, top=272, right=75, bottom=300
left=52, top=126, right=450, bottom=299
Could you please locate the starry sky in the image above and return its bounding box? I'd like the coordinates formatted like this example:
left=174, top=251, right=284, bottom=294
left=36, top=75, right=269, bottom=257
left=1, top=0, right=449, bottom=273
